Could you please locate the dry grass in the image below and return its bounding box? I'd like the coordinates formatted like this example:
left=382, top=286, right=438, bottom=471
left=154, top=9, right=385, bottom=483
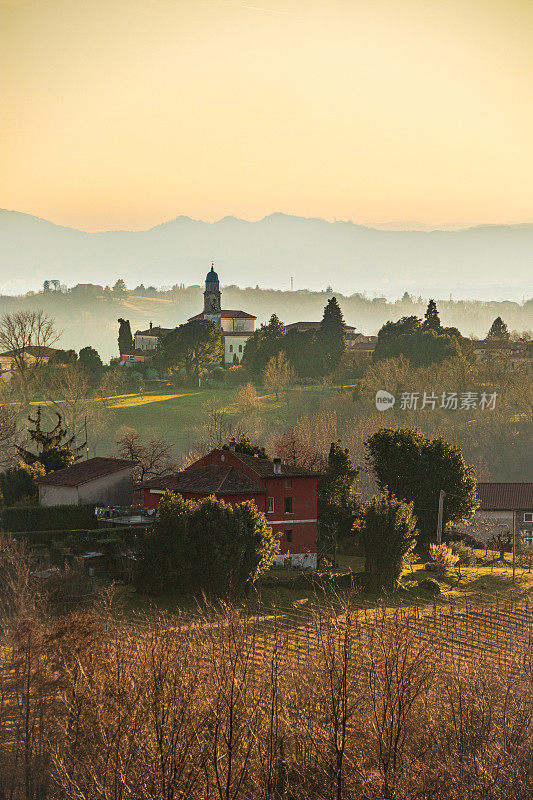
left=0, top=537, right=531, bottom=800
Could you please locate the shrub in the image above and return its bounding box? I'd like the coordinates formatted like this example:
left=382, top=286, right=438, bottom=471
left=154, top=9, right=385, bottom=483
left=429, top=543, right=459, bottom=575
left=355, top=492, right=417, bottom=592
left=418, top=577, right=441, bottom=594
left=450, top=540, right=477, bottom=566
left=1, top=504, right=97, bottom=532
left=0, top=462, right=44, bottom=506
left=136, top=493, right=279, bottom=597
left=445, top=530, right=487, bottom=550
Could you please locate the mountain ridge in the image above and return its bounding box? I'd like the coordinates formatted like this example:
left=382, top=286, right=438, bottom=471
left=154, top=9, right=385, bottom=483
left=1, top=210, right=532, bottom=300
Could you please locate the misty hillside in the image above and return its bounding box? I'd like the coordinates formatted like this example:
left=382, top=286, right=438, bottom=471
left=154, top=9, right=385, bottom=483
left=1, top=211, right=533, bottom=300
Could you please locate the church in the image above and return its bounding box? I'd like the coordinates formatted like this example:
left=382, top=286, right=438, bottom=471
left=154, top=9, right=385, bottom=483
left=188, top=265, right=256, bottom=364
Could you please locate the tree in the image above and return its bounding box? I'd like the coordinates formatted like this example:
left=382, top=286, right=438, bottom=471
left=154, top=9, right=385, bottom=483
left=159, top=320, right=223, bottom=378
left=263, top=351, right=294, bottom=401
left=374, top=315, right=462, bottom=367
left=0, top=310, right=60, bottom=401
left=242, top=314, right=286, bottom=376
left=78, top=346, right=103, bottom=382
left=17, top=406, right=85, bottom=473
left=223, top=434, right=268, bottom=459
left=355, top=492, right=417, bottom=593
left=319, top=297, right=346, bottom=373
left=235, top=383, right=259, bottom=413
left=118, top=318, right=134, bottom=355
left=112, top=279, right=127, bottom=296
left=49, top=349, right=78, bottom=365
left=0, top=402, right=18, bottom=468
left=135, top=493, right=278, bottom=597
left=318, top=441, right=360, bottom=557
left=421, top=299, right=441, bottom=331
left=0, top=462, right=44, bottom=506
left=365, top=427, right=478, bottom=552
left=116, top=426, right=176, bottom=482
left=487, top=316, right=510, bottom=340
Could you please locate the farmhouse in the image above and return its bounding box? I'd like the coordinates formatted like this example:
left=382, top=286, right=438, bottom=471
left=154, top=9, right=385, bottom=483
left=139, top=447, right=319, bottom=568
left=474, top=482, right=533, bottom=539
left=37, top=457, right=134, bottom=507
left=0, top=345, right=60, bottom=381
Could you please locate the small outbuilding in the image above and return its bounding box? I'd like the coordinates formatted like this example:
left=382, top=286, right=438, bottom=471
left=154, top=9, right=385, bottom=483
left=37, top=457, right=134, bottom=507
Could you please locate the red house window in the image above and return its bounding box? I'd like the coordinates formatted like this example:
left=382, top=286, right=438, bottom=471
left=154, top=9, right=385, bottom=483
left=284, top=497, right=293, bottom=514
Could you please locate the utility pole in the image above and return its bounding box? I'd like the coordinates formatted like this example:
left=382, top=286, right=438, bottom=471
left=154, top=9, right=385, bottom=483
left=436, top=490, right=445, bottom=544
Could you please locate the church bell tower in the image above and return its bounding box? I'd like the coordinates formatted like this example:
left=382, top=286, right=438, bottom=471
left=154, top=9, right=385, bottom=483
left=203, top=263, right=221, bottom=327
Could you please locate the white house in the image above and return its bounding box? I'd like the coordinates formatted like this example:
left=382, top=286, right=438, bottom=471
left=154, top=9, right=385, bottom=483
left=37, top=457, right=134, bottom=507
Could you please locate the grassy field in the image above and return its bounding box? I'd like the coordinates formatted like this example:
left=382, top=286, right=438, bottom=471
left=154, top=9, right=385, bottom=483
left=67, top=383, right=335, bottom=458
left=121, top=551, right=533, bottom=620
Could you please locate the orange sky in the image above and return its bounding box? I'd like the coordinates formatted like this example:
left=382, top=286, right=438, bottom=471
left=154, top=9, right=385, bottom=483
left=2, top=0, right=533, bottom=231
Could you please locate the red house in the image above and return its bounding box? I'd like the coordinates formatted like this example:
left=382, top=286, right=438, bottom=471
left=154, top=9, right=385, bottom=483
left=139, top=448, right=319, bottom=568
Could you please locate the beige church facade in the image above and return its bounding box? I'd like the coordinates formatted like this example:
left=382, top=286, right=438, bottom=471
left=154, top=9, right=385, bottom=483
left=188, top=266, right=256, bottom=364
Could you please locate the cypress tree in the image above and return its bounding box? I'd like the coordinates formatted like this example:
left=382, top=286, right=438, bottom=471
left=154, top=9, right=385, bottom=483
left=320, top=297, right=346, bottom=372
left=118, top=318, right=134, bottom=355
left=422, top=299, right=441, bottom=331
left=487, top=316, right=510, bottom=340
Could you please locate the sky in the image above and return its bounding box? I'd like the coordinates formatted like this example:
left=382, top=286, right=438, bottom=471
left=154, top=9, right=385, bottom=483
left=2, top=0, right=533, bottom=232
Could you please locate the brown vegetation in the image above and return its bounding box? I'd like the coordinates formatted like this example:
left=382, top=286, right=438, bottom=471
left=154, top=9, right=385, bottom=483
left=0, top=539, right=532, bottom=799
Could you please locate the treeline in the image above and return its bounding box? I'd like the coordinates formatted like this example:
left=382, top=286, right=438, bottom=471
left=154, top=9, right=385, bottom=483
left=1, top=283, right=531, bottom=360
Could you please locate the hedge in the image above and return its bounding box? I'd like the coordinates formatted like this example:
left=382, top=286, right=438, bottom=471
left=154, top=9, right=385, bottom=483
left=1, top=504, right=98, bottom=533
left=10, top=526, right=147, bottom=549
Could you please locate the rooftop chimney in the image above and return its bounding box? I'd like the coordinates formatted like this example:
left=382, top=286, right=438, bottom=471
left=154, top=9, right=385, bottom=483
left=149, top=321, right=152, bottom=330
left=273, top=457, right=282, bottom=475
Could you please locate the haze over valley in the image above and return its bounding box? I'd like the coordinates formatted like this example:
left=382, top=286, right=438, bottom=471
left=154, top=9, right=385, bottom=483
left=1, top=210, right=532, bottom=302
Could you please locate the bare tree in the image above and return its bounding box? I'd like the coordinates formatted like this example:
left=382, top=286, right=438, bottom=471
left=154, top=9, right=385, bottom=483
left=116, top=426, right=176, bottom=481
left=0, top=401, right=19, bottom=468
left=263, top=351, right=294, bottom=402
left=0, top=310, right=61, bottom=401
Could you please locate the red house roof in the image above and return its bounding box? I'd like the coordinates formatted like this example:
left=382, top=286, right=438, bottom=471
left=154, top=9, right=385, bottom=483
left=476, top=483, right=533, bottom=511
left=140, top=465, right=265, bottom=495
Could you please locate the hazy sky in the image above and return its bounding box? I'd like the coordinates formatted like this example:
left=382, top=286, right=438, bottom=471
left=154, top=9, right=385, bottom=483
left=2, top=0, right=533, bottom=231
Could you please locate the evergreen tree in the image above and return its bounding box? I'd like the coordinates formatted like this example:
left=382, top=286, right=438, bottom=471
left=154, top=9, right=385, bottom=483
left=319, top=297, right=346, bottom=372
left=49, top=349, right=78, bottom=365
left=365, top=427, right=478, bottom=552
left=421, top=299, right=441, bottom=331
left=487, top=316, right=510, bottom=340
left=355, top=492, right=417, bottom=592
left=223, top=434, right=268, bottom=459
left=159, top=320, right=223, bottom=378
left=242, top=314, right=286, bottom=376
left=136, top=493, right=278, bottom=597
left=118, top=318, right=134, bottom=355
left=112, top=279, right=127, bottom=296
left=16, top=407, right=85, bottom=473
left=318, top=440, right=359, bottom=557
left=79, top=346, right=103, bottom=381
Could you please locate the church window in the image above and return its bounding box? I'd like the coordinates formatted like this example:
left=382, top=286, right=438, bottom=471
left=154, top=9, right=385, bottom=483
left=229, top=344, right=233, bottom=353
left=238, top=344, right=243, bottom=352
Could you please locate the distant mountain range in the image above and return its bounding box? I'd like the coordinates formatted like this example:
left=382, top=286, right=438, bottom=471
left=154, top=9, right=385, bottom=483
left=1, top=210, right=532, bottom=300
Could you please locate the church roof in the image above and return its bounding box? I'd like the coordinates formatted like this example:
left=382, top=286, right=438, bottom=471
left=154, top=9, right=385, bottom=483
left=206, top=266, right=219, bottom=283
left=188, top=310, right=256, bottom=321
